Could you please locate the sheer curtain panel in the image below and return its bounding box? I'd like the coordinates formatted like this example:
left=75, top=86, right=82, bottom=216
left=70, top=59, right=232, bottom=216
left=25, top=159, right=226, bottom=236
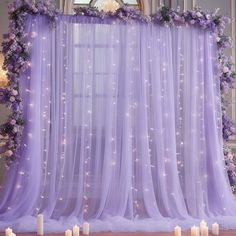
left=0, top=15, right=236, bottom=232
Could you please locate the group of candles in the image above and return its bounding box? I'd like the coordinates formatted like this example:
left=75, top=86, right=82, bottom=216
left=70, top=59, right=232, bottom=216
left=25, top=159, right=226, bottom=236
left=174, top=220, right=219, bottom=236
left=5, top=216, right=219, bottom=236
left=65, top=223, right=89, bottom=236
left=5, top=214, right=90, bottom=236
left=36, top=214, right=90, bottom=236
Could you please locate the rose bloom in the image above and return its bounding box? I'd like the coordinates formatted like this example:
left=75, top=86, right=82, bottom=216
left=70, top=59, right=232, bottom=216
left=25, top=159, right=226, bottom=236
left=196, top=12, right=202, bottom=18
left=223, top=66, right=229, bottom=73
left=9, top=96, right=15, bottom=102
left=13, top=127, right=18, bottom=133
left=11, top=89, right=18, bottom=96
left=10, top=119, right=16, bottom=125
left=228, top=153, right=234, bottom=161
left=205, top=14, right=211, bottom=20
left=5, top=150, right=13, bottom=157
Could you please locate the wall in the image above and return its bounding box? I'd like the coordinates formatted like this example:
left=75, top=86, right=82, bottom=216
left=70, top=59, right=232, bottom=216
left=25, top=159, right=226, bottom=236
left=0, top=0, right=235, bottom=183
left=0, top=0, right=14, bottom=184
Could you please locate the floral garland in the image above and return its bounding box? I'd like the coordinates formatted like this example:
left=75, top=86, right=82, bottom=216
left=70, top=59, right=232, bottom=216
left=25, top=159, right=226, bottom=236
left=0, top=1, right=235, bottom=186
left=0, top=0, right=60, bottom=165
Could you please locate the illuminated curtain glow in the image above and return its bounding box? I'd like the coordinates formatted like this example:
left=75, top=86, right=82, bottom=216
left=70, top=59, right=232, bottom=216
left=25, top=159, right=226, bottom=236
left=0, top=15, right=236, bottom=233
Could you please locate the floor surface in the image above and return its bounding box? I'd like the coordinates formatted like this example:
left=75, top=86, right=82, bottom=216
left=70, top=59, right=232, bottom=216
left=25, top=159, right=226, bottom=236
left=0, top=232, right=236, bottom=236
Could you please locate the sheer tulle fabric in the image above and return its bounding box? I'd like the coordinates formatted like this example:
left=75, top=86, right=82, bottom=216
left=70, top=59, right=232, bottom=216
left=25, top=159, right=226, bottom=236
left=0, top=16, right=236, bottom=232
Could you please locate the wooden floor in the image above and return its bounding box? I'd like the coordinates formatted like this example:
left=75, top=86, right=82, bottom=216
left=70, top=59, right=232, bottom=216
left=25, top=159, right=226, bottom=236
left=0, top=232, right=236, bottom=236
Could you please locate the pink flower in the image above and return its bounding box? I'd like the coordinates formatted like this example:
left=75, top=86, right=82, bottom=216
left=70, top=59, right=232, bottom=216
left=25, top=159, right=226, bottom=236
left=9, top=33, right=15, bottom=40
left=10, top=119, right=16, bottom=125
left=228, top=153, right=234, bottom=161
left=5, top=150, right=13, bottom=157
left=11, top=89, right=18, bottom=96
left=223, top=66, right=230, bottom=73
left=9, top=96, right=15, bottom=102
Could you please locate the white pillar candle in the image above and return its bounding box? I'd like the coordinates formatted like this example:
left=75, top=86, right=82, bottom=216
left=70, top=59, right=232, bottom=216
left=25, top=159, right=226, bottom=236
left=195, top=226, right=199, bottom=236
left=37, top=214, right=44, bottom=235
left=65, top=230, right=72, bottom=236
left=5, top=228, right=12, bottom=236
left=200, top=220, right=207, bottom=227
left=212, top=223, right=219, bottom=235
left=83, top=222, right=89, bottom=235
left=10, top=233, right=16, bottom=236
left=174, top=225, right=181, bottom=236
left=200, top=220, right=207, bottom=235
left=72, top=225, right=80, bottom=236
left=191, top=226, right=199, bottom=236
left=202, top=226, right=208, bottom=236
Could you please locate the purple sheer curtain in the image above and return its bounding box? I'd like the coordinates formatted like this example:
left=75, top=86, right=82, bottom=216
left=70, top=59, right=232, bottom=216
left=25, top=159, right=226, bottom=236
left=0, top=15, right=236, bottom=232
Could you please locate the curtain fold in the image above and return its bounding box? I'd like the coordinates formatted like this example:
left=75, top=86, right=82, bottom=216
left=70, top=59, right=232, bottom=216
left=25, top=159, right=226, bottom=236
left=0, top=15, right=236, bottom=232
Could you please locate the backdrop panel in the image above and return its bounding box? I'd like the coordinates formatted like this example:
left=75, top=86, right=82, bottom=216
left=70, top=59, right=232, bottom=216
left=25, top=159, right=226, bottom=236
left=0, top=15, right=236, bottom=232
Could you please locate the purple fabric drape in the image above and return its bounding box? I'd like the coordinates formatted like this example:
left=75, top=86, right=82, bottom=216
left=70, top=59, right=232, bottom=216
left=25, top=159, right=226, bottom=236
left=0, top=15, right=236, bottom=232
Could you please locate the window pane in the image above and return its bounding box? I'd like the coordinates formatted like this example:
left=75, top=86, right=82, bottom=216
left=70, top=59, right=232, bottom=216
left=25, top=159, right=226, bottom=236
left=122, top=0, right=138, bottom=4
left=74, top=0, right=91, bottom=4
left=94, top=0, right=121, bottom=7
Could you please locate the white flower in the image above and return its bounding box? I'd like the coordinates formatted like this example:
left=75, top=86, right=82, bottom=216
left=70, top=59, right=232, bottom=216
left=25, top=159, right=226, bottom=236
left=216, top=37, right=221, bottom=42
left=205, top=14, right=211, bottom=20
left=9, top=96, right=15, bottom=102
left=196, top=12, right=202, bottom=18
left=215, top=8, right=220, bottom=14
left=223, top=66, right=229, bottom=73
left=0, top=142, right=6, bottom=147
left=13, top=127, right=18, bottom=133
left=5, top=150, right=13, bottom=157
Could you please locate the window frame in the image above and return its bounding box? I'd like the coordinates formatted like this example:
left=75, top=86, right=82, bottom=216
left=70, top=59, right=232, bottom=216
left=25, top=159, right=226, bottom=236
left=73, top=0, right=143, bottom=11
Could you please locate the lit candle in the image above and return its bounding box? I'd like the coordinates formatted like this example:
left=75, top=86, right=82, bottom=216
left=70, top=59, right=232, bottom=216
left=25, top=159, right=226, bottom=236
left=65, top=230, right=72, bottom=236
left=191, top=225, right=199, bottom=236
left=174, top=225, right=181, bottom=236
left=37, top=214, right=44, bottom=235
left=202, top=226, right=208, bottom=236
left=5, top=228, right=12, bottom=236
left=83, top=222, right=89, bottom=235
left=200, top=220, right=207, bottom=235
left=212, top=223, right=219, bottom=235
left=72, top=225, right=80, bottom=236
left=200, top=220, right=207, bottom=227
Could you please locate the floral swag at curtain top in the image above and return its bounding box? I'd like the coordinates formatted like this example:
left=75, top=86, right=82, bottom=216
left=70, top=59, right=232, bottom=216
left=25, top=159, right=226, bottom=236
left=0, top=0, right=236, bottom=232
